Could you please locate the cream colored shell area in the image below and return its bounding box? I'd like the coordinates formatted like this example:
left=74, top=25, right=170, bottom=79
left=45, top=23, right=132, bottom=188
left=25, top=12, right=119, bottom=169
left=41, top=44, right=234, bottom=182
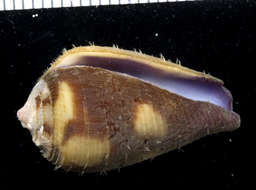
left=42, top=45, right=223, bottom=84
left=134, top=103, right=168, bottom=137
left=52, top=81, right=110, bottom=168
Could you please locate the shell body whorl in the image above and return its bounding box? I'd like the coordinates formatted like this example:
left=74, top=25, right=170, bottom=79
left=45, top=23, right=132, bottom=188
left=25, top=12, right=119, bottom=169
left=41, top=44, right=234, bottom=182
left=17, top=46, right=240, bottom=173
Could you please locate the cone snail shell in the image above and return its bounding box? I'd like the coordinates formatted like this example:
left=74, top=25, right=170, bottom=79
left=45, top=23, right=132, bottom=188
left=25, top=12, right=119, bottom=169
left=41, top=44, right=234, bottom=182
left=17, top=45, right=240, bottom=173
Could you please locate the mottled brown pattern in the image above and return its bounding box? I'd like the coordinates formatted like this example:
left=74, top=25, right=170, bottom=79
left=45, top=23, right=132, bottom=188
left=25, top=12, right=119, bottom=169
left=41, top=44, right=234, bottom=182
left=42, top=96, right=51, bottom=106
left=35, top=95, right=41, bottom=109
left=42, top=66, right=240, bottom=172
left=43, top=123, right=52, bottom=135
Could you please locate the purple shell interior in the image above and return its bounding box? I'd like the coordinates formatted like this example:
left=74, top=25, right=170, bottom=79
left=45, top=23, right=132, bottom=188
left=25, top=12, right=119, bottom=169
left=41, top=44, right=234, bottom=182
left=62, top=55, right=233, bottom=111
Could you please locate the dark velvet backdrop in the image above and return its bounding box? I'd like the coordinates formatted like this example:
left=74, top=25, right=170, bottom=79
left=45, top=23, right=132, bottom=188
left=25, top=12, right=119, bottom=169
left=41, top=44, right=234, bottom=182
left=1, top=0, right=254, bottom=188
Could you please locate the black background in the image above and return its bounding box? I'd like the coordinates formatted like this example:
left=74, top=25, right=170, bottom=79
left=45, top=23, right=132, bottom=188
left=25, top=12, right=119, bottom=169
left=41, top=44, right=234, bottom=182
left=1, top=0, right=254, bottom=188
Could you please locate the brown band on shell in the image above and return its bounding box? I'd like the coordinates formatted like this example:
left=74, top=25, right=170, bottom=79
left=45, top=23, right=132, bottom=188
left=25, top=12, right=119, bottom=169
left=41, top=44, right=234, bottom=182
left=42, top=96, right=51, bottom=106
left=35, top=95, right=41, bottom=110
left=43, top=123, right=52, bottom=136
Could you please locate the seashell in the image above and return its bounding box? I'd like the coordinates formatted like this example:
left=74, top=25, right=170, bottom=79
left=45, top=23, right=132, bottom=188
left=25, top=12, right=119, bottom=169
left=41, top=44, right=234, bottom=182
left=17, top=45, right=240, bottom=173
